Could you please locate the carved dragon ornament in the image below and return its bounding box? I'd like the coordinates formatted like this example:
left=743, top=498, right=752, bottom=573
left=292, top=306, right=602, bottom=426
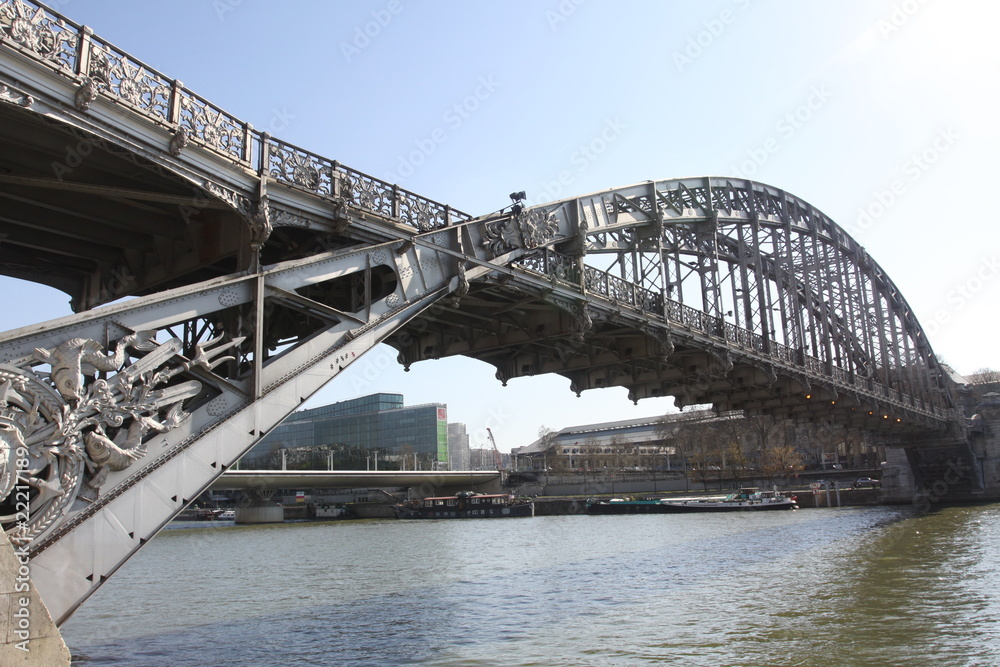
left=482, top=208, right=560, bottom=257
left=0, top=331, right=240, bottom=547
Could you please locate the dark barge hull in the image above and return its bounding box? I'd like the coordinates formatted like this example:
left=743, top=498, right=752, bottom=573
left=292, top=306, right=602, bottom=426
left=587, top=500, right=798, bottom=514
left=587, top=501, right=680, bottom=515
left=394, top=504, right=535, bottom=519
left=654, top=501, right=798, bottom=513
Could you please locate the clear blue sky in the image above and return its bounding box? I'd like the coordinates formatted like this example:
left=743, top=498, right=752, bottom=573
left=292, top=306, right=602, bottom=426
left=5, top=0, right=998, bottom=451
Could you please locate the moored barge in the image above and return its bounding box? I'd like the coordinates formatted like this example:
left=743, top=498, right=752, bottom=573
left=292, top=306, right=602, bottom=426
left=394, top=491, right=534, bottom=519
left=587, top=488, right=798, bottom=514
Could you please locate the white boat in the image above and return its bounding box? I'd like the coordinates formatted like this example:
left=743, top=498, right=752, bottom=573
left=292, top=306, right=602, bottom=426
left=659, top=488, right=798, bottom=512
left=588, top=488, right=798, bottom=514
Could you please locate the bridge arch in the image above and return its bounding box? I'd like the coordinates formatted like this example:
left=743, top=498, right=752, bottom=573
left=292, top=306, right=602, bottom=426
left=389, top=177, right=957, bottom=435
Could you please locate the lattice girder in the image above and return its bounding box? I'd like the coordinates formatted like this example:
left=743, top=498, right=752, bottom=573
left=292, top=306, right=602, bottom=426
left=413, top=178, right=958, bottom=434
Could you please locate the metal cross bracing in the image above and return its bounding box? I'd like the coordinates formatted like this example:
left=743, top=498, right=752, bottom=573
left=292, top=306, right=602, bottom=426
left=0, top=0, right=969, bottom=628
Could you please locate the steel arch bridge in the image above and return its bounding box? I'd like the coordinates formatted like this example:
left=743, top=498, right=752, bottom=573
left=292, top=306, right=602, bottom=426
left=0, top=0, right=973, bottom=631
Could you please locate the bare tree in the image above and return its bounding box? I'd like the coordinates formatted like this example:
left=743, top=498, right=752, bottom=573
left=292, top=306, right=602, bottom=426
left=606, top=433, right=628, bottom=471
left=970, top=367, right=1000, bottom=383
left=721, top=439, right=747, bottom=488
left=581, top=435, right=600, bottom=472
left=399, top=444, right=415, bottom=470
left=745, top=415, right=784, bottom=453
left=969, top=368, right=1000, bottom=407
left=802, top=419, right=843, bottom=470
left=707, top=416, right=749, bottom=488
left=760, top=445, right=804, bottom=485
left=536, top=425, right=560, bottom=471
left=683, top=422, right=722, bottom=491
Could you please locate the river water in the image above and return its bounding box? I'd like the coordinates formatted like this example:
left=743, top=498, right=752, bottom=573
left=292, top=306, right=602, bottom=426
left=60, top=504, right=1000, bottom=666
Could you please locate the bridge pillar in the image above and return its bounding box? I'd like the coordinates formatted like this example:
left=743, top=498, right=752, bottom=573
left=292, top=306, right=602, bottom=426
left=235, top=490, right=285, bottom=524
left=880, top=447, right=916, bottom=504
left=0, top=531, right=70, bottom=665
left=235, top=503, right=284, bottom=524
left=884, top=431, right=998, bottom=506
left=970, top=409, right=1000, bottom=498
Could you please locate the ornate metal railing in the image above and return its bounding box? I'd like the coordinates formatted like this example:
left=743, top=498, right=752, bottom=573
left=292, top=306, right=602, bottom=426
left=515, top=247, right=947, bottom=420
left=515, top=249, right=580, bottom=284
left=0, top=0, right=469, bottom=230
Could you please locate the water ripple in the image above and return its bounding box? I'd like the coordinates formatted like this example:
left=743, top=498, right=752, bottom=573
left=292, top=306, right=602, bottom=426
left=62, top=505, right=1000, bottom=666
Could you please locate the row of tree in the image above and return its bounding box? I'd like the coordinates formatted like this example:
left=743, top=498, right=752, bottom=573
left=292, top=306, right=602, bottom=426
left=535, top=414, right=877, bottom=490
left=670, top=415, right=805, bottom=489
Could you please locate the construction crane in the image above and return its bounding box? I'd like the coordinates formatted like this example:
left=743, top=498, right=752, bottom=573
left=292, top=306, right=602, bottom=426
left=486, top=428, right=504, bottom=470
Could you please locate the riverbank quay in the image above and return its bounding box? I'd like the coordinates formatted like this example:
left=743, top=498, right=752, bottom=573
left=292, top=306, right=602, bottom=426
left=293, top=487, right=887, bottom=519
left=512, top=468, right=883, bottom=498
left=173, top=486, right=895, bottom=525
left=532, top=487, right=885, bottom=515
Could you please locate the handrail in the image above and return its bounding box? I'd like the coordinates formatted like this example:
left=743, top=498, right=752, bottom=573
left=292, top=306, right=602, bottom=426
left=514, top=248, right=947, bottom=422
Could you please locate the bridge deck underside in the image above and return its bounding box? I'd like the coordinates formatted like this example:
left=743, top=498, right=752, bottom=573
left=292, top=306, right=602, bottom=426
left=0, top=103, right=250, bottom=307
left=386, top=275, right=947, bottom=436
left=0, top=103, right=372, bottom=312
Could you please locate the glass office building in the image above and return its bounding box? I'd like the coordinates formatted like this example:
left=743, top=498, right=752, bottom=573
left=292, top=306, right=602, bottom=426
left=246, top=393, right=449, bottom=466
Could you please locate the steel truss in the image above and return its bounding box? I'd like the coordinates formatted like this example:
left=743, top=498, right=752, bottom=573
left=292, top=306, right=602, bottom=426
left=583, top=178, right=954, bottom=420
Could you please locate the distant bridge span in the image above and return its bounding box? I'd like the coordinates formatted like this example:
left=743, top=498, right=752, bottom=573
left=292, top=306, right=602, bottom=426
left=211, top=470, right=502, bottom=492
left=0, top=0, right=975, bottom=630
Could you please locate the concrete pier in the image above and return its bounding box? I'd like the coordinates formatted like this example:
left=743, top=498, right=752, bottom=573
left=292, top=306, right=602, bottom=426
left=0, top=532, right=70, bottom=665
left=235, top=502, right=285, bottom=524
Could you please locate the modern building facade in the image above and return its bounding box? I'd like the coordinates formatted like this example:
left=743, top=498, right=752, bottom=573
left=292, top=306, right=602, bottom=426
left=447, top=423, right=471, bottom=471
left=244, top=393, right=450, bottom=469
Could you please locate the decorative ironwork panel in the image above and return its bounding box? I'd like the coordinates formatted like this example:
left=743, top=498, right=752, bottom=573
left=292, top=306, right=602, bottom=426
left=805, top=356, right=823, bottom=374
left=397, top=189, right=448, bottom=231
left=0, top=0, right=78, bottom=71
left=772, top=342, right=793, bottom=364
left=584, top=266, right=607, bottom=297
left=636, top=286, right=660, bottom=313
left=342, top=169, right=394, bottom=217
left=549, top=251, right=579, bottom=284
left=514, top=250, right=578, bottom=285
left=665, top=299, right=683, bottom=323
left=681, top=304, right=703, bottom=331
left=268, top=138, right=337, bottom=196
left=606, top=273, right=634, bottom=305
left=514, top=254, right=545, bottom=275
left=177, top=90, right=248, bottom=163
left=0, top=331, right=241, bottom=547
left=87, top=37, right=172, bottom=122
